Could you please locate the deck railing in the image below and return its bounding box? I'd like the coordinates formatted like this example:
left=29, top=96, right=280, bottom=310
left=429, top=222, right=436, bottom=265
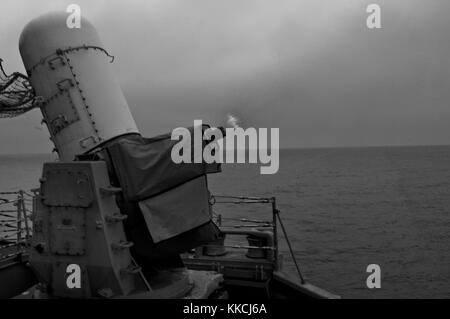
left=0, top=191, right=306, bottom=284
left=0, top=190, right=33, bottom=260
left=210, top=195, right=305, bottom=284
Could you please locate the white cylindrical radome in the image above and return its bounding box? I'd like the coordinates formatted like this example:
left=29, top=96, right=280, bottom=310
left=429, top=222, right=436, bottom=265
left=19, top=12, right=139, bottom=160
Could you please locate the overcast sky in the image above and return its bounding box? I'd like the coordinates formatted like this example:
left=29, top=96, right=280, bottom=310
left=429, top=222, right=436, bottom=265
left=1, top=0, right=450, bottom=154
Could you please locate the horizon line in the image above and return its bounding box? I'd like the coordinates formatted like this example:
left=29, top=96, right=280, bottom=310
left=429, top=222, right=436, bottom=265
left=0, top=143, right=449, bottom=156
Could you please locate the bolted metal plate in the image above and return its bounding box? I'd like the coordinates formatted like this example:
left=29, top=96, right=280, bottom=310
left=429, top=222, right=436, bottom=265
left=41, top=168, right=93, bottom=207
left=44, top=90, right=80, bottom=136
left=49, top=207, right=86, bottom=256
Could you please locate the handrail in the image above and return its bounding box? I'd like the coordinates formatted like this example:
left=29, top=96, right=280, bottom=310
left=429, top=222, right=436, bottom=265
left=2, top=190, right=307, bottom=285
left=0, top=189, right=33, bottom=246
left=211, top=194, right=306, bottom=284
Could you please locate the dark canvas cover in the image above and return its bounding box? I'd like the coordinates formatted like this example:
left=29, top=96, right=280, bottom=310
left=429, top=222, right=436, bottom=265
left=139, top=176, right=212, bottom=243
left=120, top=197, right=222, bottom=259
left=102, top=126, right=221, bottom=202
left=97, top=126, right=223, bottom=258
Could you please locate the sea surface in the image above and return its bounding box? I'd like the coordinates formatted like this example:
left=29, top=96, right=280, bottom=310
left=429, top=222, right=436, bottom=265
left=1, top=146, right=450, bottom=298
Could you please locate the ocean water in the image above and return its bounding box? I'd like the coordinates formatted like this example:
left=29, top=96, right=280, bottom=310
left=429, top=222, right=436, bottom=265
left=1, top=146, right=450, bottom=298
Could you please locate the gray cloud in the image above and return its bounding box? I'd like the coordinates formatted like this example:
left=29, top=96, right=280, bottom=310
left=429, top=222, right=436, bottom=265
left=1, top=0, right=450, bottom=154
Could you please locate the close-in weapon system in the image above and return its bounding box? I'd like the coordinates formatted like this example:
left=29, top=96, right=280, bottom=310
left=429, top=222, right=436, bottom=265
left=1, top=12, right=222, bottom=298
left=0, top=11, right=338, bottom=299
